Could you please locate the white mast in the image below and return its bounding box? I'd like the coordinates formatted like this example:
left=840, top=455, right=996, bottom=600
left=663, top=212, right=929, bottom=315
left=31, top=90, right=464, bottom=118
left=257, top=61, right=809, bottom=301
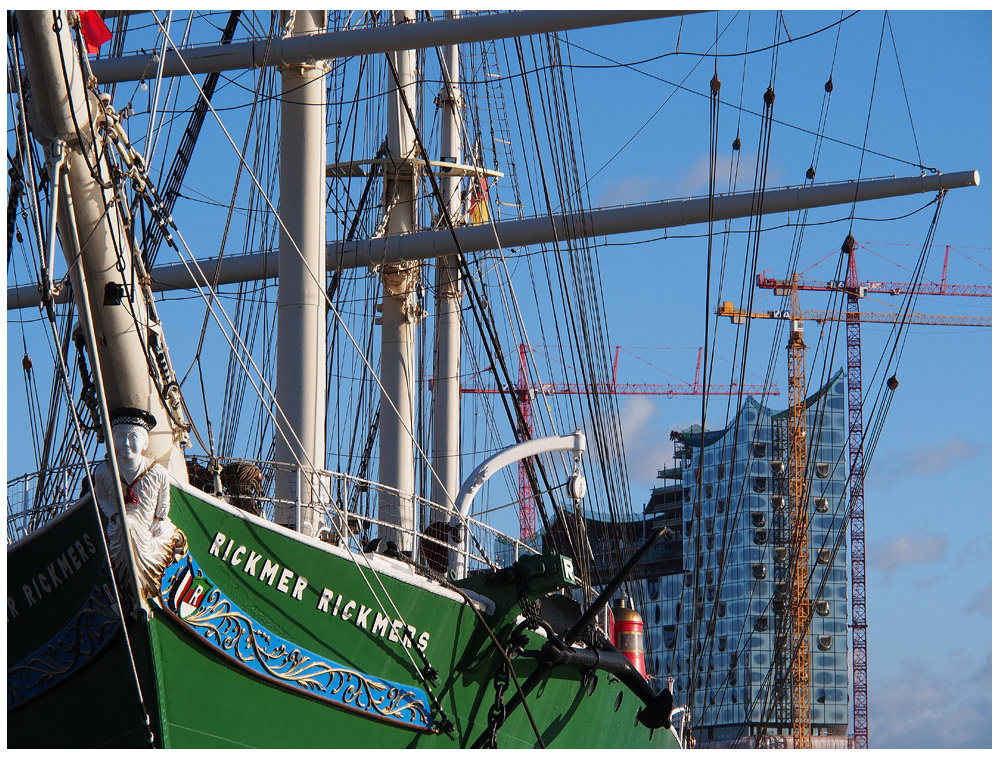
left=430, top=10, right=464, bottom=520
left=273, top=10, right=329, bottom=535
left=378, top=10, right=421, bottom=554
left=14, top=10, right=187, bottom=477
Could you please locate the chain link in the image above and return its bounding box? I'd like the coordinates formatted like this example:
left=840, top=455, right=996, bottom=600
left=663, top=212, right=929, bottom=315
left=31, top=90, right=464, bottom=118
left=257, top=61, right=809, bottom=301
left=485, top=653, right=511, bottom=748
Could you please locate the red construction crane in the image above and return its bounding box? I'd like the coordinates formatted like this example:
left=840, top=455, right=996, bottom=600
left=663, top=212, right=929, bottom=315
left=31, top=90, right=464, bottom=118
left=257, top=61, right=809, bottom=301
left=463, top=345, right=781, bottom=540
left=753, top=238, right=991, bottom=750
left=757, top=244, right=991, bottom=299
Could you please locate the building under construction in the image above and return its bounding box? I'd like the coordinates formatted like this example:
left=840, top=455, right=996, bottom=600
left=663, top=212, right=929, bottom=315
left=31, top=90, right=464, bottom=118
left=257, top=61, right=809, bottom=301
left=641, top=371, right=852, bottom=748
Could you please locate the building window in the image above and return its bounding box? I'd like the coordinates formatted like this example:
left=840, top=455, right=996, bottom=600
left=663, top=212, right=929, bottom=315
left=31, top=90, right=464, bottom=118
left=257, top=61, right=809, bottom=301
left=751, top=511, right=766, bottom=528
left=753, top=477, right=767, bottom=493
left=752, top=441, right=767, bottom=458
left=647, top=577, right=660, bottom=600
left=754, top=529, right=768, bottom=546
left=814, top=497, right=829, bottom=513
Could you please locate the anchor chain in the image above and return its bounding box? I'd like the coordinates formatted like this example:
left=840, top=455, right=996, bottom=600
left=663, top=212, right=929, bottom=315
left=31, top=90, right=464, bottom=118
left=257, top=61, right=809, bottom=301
left=484, top=650, right=512, bottom=748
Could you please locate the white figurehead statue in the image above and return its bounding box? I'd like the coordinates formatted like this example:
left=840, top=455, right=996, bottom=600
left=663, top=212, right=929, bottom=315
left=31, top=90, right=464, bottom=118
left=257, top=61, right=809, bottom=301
left=94, top=407, right=187, bottom=602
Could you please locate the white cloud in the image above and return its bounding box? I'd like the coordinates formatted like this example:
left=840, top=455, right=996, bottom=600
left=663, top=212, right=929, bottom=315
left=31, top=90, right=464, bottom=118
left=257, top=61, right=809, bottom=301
left=616, top=397, right=675, bottom=504
left=868, top=435, right=977, bottom=486
left=593, top=151, right=765, bottom=208
left=869, top=532, right=946, bottom=581
left=961, top=583, right=991, bottom=616
left=870, top=652, right=991, bottom=748
left=595, top=174, right=670, bottom=208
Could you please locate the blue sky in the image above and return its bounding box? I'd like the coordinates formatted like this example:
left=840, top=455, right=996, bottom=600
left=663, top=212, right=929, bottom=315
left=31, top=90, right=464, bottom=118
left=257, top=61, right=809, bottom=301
left=5, top=10, right=992, bottom=748
left=563, top=11, right=992, bottom=748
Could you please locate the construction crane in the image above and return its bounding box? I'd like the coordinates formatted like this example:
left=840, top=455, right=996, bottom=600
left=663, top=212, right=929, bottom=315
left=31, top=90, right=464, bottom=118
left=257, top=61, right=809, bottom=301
left=462, top=345, right=781, bottom=540
left=757, top=244, right=991, bottom=299
left=723, top=245, right=989, bottom=746
left=718, top=302, right=990, bottom=328
left=716, top=274, right=818, bottom=745
left=779, top=275, right=813, bottom=747
left=754, top=238, right=991, bottom=749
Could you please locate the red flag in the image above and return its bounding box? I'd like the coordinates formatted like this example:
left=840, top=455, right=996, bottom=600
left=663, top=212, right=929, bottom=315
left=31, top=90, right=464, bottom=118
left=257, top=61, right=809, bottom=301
left=77, top=11, right=112, bottom=55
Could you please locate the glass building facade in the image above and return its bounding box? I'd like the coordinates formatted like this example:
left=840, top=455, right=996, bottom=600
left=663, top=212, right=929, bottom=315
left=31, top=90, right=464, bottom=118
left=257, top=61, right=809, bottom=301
left=641, top=370, right=850, bottom=745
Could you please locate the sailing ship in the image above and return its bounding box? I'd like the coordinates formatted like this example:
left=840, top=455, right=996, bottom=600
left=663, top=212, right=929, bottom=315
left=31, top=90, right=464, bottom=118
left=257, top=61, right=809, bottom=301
left=6, top=10, right=978, bottom=749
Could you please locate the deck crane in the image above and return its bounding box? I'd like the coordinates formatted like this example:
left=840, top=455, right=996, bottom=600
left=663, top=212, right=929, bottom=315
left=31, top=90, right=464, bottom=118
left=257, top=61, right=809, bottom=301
left=754, top=238, right=991, bottom=749
left=720, top=252, right=989, bottom=748
left=462, top=344, right=781, bottom=540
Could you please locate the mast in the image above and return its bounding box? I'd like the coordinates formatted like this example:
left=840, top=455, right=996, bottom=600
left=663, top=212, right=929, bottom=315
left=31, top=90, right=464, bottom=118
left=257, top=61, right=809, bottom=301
left=57, top=169, right=980, bottom=304
left=273, top=11, right=329, bottom=535
left=13, top=11, right=187, bottom=477
left=378, top=10, right=421, bottom=554
left=430, top=11, right=464, bottom=519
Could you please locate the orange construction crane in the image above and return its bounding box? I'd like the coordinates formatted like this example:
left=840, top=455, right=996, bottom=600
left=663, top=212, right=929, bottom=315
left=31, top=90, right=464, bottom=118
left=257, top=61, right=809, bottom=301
left=721, top=260, right=989, bottom=747
left=755, top=239, right=991, bottom=749
left=718, top=302, right=990, bottom=328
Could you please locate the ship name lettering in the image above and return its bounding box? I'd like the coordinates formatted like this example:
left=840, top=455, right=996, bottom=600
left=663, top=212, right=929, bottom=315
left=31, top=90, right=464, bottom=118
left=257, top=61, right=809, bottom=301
left=208, top=532, right=310, bottom=604
left=244, top=551, right=263, bottom=576
left=354, top=604, right=372, bottom=630
left=20, top=531, right=98, bottom=608
left=277, top=567, right=294, bottom=594
left=259, top=558, right=279, bottom=585
left=206, top=533, right=430, bottom=650
left=317, top=590, right=430, bottom=652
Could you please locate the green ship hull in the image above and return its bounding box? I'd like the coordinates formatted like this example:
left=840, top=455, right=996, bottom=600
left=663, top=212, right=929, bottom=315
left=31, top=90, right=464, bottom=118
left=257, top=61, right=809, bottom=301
left=8, top=485, right=681, bottom=749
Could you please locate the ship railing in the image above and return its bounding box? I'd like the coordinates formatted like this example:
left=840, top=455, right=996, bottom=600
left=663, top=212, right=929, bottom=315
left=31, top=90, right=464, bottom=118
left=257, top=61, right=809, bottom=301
left=6, top=463, right=93, bottom=545
left=8, top=459, right=540, bottom=574
left=188, top=457, right=541, bottom=575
